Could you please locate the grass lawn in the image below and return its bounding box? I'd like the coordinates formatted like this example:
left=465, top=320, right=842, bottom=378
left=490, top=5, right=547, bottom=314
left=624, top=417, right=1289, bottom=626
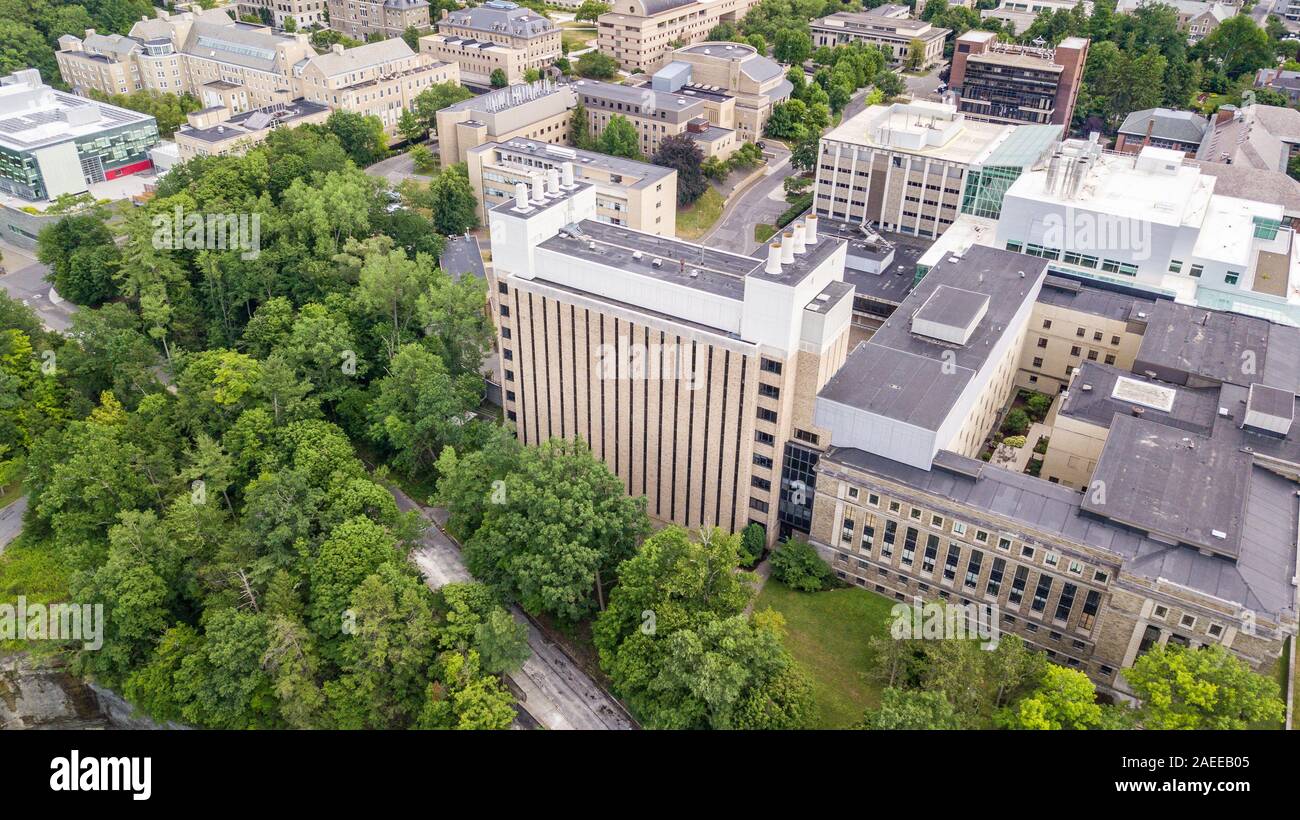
left=754, top=223, right=776, bottom=243
left=676, top=188, right=725, bottom=241
left=560, top=23, right=596, bottom=51
left=753, top=579, right=897, bottom=728
left=0, top=478, right=22, bottom=510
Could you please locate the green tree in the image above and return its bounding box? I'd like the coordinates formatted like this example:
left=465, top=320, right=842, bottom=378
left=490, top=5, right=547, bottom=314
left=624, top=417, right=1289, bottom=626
left=1124, top=644, right=1285, bottom=729
left=367, top=343, right=480, bottom=475
left=428, top=163, right=480, bottom=235
left=905, top=38, right=926, bottom=71
left=432, top=424, right=523, bottom=540
left=326, top=110, right=388, bottom=167
left=464, top=438, right=650, bottom=621
left=1000, top=665, right=1102, bottom=730
left=473, top=608, right=531, bottom=676
left=773, top=27, right=811, bottom=65
left=857, top=687, right=962, bottom=729
left=575, top=1, right=610, bottom=22
left=489, top=68, right=508, bottom=88
left=570, top=101, right=595, bottom=149
left=36, top=212, right=121, bottom=306
left=576, top=50, right=619, bottom=79
left=413, top=82, right=475, bottom=134
left=597, top=114, right=642, bottom=159
left=651, top=133, right=707, bottom=204
left=1200, top=16, right=1274, bottom=79
left=768, top=537, right=832, bottom=592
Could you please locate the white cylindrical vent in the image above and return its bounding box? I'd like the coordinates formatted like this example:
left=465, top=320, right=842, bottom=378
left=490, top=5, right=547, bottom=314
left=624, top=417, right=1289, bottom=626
left=791, top=222, right=806, bottom=254
left=805, top=213, right=818, bottom=245
left=561, top=161, right=575, bottom=188
left=531, top=175, right=546, bottom=204
left=514, top=181, right=530, bottom=210
left=765, top=241, right=782, bottom=274
left=780, top=231, right=795, bottom=264
left=546, top=168, right=560, bottom=196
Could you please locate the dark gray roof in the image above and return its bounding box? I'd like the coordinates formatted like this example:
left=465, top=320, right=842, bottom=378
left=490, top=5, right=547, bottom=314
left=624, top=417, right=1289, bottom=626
left=1035, top=273, right=1160, bottom=323
left=443, top=1, right=553, bottom=37
left=1118, top=107, right=1208, bottom=144
left=913, top=284, right=987, bottom=329
left=1061, top=362, right=1219, bottom=435
left=1083, top=414, right=1251, bottom=559
left=818, top=245, right=1048, bottom=430
left=439, top=235, right=485, bottom=282
left=821, top=445, right=1297, bottom=620
left=1247, top=382, right=1294, bottom=420
left=1133, top=300, right=1300, bottom=393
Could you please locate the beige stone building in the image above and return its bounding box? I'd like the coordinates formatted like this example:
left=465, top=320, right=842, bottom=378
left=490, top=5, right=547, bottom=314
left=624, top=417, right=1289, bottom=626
left=597, top=0, right=762, bottom=74
left=56, top=32, right=147, bottom=97
left=466, top=138, right=678, bottom=235
left=655, top=42, right=793, bottom=143
left=236, top=0, right=329, bottom=30
left=576, top=79, right=738, bottom=159
left=173, top=97, right=331, bottom=160
left=296, top=38, right=458, bottom=136
left=810, top=9, right=950, bottom=68
left=326, top=0, right=431, bottom=40
left=814, top=100, right=1062, bottom=239
left=436, top=80, right=577, bottom=167
left=428, top=1, right=561, bottom=86
left=808, top=250, right=1296, bottom=699
left=489, top=177, right=850, bottom=537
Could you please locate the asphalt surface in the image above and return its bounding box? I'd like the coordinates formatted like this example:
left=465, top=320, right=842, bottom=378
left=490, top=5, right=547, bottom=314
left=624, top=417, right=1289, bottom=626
left=0, top=496, right=26, bottom=556
left=366, top=147, right=439, bottom=186
left=440, top=234, right=487, bottom=281
left=0, top=241, right=76, bottom=334
left=702, top=142, right=796, bottom=255
left=388, top=485, right=636, bottom=730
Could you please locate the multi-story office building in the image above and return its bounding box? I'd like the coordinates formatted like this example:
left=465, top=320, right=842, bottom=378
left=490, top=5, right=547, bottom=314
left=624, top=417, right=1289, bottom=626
left=994, top=138, right=1300, bottom=323
left=436, top=80, right=578, bottom=167
left=326, top=0, right=431, bottom=40
left=813, top=100, right=1062, bottom=239
left=808, top=247, right=1295, bottom=699
left=236, top=0, right=329, bottom=31
left=653, top=42, right=792, bottom=143
left=465, top=138, right=678, bottom=234
left=0, top=70, right=160, bottom=201
left=423, top=1, right=560, bottom=86
left=296, top=39, right=458, bottom=136
left=488, top=171, right=851, bottom=537
left=55, top=31, right=147, bottom=96
left=949, top=31, right=1088, bottom=127
left=173, top=98, right=330, bottom=160
left=597, top=0, right=761, bottom=73
left=576, top=79, right=738, bottom=159
left=809, top=9, right=950, bottom=69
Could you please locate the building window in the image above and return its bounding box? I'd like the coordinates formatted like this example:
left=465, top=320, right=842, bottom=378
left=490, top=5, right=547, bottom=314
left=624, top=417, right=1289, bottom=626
left=901, top=527, right=917, bottom=566
left=1008, top=566, right=1029, bottom=605
left=1225, top=271, right=1240, bottom=285
left=986, top=557, right=1005, bottom=596
left=760, top=357, right=783, bottom=374
left=943, top=543, right=960, bottom=582
left=964, top=550, right=982, bottom=590
left=752, top=476, right=772, bottom=492
left=1055, top=582, right=1076, bottom=622
left=753, top=454, right=773, bottom=469
left=1189, top=264, right=1203, bottom=278
left=756, top=407, right=778, bottom=423
left=794, top=428, right=820, bottom=445
left=756, top=431, right=775, bottom=446
left=922, top=534, right=938, bottom=573
left=1031, top=575, right=1053, bottom=613
left=758, top=383, right=781, bottom=399
left=1041, top=319, right=1052, bottom=329
left=1168, top=259, right=1182, bottom=273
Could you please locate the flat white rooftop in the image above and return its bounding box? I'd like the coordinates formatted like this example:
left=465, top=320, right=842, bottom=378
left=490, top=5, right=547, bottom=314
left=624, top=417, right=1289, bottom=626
left=822, top=100, right=1013, bottom=164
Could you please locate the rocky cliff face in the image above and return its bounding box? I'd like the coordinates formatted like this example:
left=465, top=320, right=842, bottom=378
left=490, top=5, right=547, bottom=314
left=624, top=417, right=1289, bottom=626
left=0, top=653, right=178, bottom=730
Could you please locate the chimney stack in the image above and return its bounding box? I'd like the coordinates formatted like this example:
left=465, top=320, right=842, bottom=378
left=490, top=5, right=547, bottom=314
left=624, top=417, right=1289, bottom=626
left=561, top=161, right=575, bottom=189
left=546, top=168, right=560, bottom=196
left=531, top=174, right=546, bottom=204
left=780, top=231, right=795, bottom=264
left=765, top=241, right=782, bottom=274
left=791, top=222, right=806, bottom=254
left=514, top=182, right=531, bottom=211
left=805, top=213, right=818, bottom=245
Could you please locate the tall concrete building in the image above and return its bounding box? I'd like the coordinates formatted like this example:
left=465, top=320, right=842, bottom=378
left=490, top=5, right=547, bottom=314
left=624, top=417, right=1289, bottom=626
left=654, top=42, right=793, bottom=143
left=597, top=0, right=762, bottom=73
left=949, top=31, right=1088, bottom=127
left=488, top=172, right=852, bottom=538
left=466, top=138, right=678, bottom=235
left=326, top=0, right=431, bottom=40
left=813, top=100, right=1062, bottom=239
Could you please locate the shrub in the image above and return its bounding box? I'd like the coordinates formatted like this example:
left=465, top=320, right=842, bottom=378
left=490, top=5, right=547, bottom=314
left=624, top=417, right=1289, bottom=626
left=1002, top=408, right=1030, bottom=436
left=769, top=538, right=832, bottom=592
left=1024, top=392, right=1053, bottom=422
left=1002, top=435, right=1027, bottom=449
left=1033, top=436, right=1050, bottom=455
left=739, top=523, right=766, bottom=567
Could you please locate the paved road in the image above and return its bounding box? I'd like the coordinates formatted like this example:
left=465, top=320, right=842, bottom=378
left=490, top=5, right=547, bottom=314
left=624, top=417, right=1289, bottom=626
left=903, top=64, right=946, bottom=102
left=702, top=142, right=796, bottom=255
left=389, top=486, right=636, bottom=730
left=0, top=241, right=76, bottom=334
left=0, top=496, right=27, bottom=556
left=366, top=149, right=438, bottom=186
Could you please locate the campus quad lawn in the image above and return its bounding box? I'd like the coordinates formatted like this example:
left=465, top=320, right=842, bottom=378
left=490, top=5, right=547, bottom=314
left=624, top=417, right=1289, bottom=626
left=753, top=579, right=897, bottom=729
left=675, top=188, right=724, bottom=241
